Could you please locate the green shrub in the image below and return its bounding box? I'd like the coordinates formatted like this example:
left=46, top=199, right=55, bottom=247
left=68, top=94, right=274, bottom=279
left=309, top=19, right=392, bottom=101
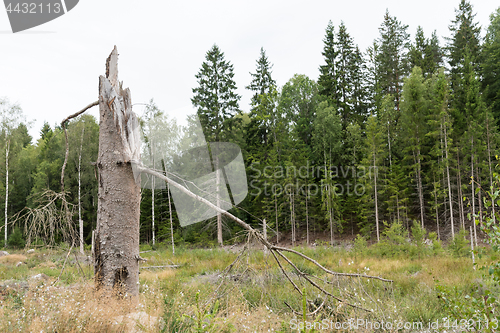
left=410, top=221, right=427, bottom=258
left=352, top=234, right=367, bottom=256
left=428, top=231, right=443, bottom=255
left=7, top=227, right=25, bottom=249
left=373, top=222, right=409, bottom=257
left=448, top=228, right=470, bottom=258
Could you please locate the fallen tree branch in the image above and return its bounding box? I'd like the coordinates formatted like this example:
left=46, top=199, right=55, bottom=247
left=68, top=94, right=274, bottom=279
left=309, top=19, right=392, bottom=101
left=53, top=244, right=74, bottom=286
left=140, top=265, right=181, bottom=269
left=135, top=162, right=393, bottom=314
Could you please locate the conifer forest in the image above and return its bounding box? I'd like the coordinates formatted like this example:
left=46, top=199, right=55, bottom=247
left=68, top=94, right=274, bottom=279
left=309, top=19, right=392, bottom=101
left=5, top=1, right=500, bottom=249
left=3, top=1, right=500, bottom=332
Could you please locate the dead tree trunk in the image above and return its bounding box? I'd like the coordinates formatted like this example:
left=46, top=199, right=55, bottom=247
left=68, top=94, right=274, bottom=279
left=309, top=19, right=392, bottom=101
left=94, top=47, right=142, bottom=297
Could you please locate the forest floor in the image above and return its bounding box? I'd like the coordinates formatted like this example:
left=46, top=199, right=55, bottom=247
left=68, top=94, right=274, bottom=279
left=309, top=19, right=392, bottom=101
left=0, top=239, right=496, bottom=332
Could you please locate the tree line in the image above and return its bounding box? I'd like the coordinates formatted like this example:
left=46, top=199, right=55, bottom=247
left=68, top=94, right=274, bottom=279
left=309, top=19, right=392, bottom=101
left=1, top=0, right=500, bottom=248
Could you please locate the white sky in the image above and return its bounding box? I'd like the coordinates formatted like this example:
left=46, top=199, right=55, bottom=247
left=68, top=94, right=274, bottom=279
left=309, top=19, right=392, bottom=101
left=0, top=0, right=498, bottom=141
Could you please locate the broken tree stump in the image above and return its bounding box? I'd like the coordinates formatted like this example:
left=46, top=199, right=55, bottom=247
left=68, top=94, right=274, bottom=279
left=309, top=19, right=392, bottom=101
left=94, top=46, right=142, bottom=297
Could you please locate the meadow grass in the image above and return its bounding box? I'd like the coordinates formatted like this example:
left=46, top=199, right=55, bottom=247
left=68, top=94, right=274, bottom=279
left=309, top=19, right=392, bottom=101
left=0, top=242, right=492, bottom=332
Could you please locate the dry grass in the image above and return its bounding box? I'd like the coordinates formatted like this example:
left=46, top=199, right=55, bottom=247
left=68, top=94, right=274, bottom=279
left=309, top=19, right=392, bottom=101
left=0, top=281, right=163, bottom=333
left=0, top=254, right=27, bottom=265
left=0, top=243, right=491, bottom=332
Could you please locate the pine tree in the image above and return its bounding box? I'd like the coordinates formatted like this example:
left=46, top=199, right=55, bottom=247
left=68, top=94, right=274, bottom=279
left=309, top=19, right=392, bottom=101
left=336, top=22, right=355, bottom=131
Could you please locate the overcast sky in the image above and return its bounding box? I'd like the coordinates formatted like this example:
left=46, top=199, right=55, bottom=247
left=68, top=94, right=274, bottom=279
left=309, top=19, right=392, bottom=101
left=0, top=0, right=498, bottom=141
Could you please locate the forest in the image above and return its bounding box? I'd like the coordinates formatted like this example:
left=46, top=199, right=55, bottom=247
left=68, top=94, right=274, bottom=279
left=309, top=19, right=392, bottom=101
left=3, top=1, right=500, bottom=332
left=0, top=1, right=499, bottom=251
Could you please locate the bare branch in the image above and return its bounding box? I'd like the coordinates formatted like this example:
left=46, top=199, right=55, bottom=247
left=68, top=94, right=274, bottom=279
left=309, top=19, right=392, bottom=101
left=60, top=101, right=98, bottom=192
left=60, top=101, right=99, bottom=128
left=135, top=162, right=393, bottom=315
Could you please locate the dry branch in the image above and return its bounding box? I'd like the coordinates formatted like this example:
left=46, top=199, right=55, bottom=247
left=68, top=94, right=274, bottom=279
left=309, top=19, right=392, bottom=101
left=60, top=101, right=99, bottom=192
left=14, top=190, right=77, bottom=247
left=139, top=265, right=181, bottom=269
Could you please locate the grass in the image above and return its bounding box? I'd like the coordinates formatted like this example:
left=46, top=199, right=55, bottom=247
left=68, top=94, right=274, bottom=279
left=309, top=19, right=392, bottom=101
left=0, top=241, right=493, bottom=332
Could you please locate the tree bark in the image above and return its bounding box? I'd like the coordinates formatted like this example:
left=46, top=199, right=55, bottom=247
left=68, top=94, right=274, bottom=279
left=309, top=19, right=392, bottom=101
left=94, top=47, right=142, bottom=297
left=167, top=183, right=175, bottom=255
left=374, top=152, right=379, bottom=243
left=78, top=126, right=85, bottom=254
left=4, top=140, right=9, bottom=247
left=471, top=135, right=477, bottom=247
left=443, top=119, right=454, bottom=239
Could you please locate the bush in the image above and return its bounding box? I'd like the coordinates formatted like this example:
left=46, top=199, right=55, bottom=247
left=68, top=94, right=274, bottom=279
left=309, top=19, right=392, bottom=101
left=373, top=222, right=409, bottom=257
left=410, top=221, right=427, bottom=258
left=448, top=228, right=470, bottom=258
left=7, top=227, right=25, bottom=249
left=352, top=234, right=367, bottom=256
left=428, top=232, right=443, bottom=255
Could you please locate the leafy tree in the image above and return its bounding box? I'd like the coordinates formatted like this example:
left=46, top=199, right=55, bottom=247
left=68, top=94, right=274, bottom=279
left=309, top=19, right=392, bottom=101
left=427, top=69, right=456, bottom=238
left=313, top=101, right=342, bottom=244
left=280, top=74, right=319, bottom=148
left=360, top=113, right=385, bottom=241
left=0, top=99, right=26, bottom=246
left=65, top=114, right=99, bottom=247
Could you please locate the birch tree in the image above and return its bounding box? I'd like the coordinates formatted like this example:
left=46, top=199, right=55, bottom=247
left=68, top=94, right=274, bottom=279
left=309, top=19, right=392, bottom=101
left=0, top=99, right=24, bottom=246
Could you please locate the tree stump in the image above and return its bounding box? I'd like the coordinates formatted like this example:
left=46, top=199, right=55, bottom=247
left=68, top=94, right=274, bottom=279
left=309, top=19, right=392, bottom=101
left=94, top=46, right=142, bottom=296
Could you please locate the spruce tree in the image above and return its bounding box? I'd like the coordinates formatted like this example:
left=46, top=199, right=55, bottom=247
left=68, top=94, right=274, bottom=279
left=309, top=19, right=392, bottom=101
left=446, top=0, right=482, bottom=133
left=400, top=67, right=429, bottom=228
left=192, top=44, right=241, bottom=143
left=318, top=21, right=339, bottom=106
left=376, top=9, right=410, bottom=113
left=191, top=44, right=241, bottom=245
left=247, top=47, right=276, bottom=107
left=482, top=7, right=500, bottom=124
left=245, top=48, right=276, bottom=150
left=409, top=26, right=442, bottom=77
